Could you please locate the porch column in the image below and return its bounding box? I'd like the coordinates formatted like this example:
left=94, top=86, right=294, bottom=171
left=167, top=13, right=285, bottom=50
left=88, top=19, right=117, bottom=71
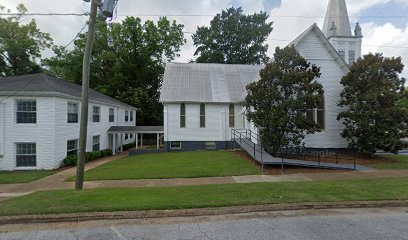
left=135, top=132, right=138, bottom=149
left=112, top=133, right=116, bottom=155
left=141, top=133, right=144, bottom=147
left=156, top=133, right=160, bottom=149
left=120, top=133, right=123, bottom=152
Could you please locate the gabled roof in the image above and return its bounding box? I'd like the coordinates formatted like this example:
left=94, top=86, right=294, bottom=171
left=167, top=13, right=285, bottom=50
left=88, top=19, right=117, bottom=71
left=160, top=24, right=349, bottom=104
left=0, top=73, right=136, bottom=109
left=290, top=23, right=350, bottom=71
left=160, top=63, right=264, bottom=103
left=322, top=0, right=352, bottom=37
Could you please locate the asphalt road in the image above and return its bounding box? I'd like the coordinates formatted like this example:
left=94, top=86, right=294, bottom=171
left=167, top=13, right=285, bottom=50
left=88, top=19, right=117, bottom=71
left=1, top=208, right=408, bottom=240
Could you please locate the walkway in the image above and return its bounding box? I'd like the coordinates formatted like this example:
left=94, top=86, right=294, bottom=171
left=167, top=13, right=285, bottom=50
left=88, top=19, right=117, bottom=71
left=1, top=150, right=408, bottom=201
left=234, top=137, right=371, bottom=171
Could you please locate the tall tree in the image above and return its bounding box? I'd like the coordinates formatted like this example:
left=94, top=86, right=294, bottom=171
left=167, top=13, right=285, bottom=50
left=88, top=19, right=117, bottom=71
left=245, top=46, right=323, bottom=154
left=338, top=53, right=408, bottom=155
left=193, top=7, right=273, bottom=64
left=44, top=17, right=185, bottom=126
left=0, top=4, right=53, bottom=76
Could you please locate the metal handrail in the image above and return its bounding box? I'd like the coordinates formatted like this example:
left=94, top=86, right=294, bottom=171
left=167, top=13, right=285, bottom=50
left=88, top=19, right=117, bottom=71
left=231, top=129, right=265, bottom=170
left=232, top=128, right=358, bottom=170
left=231, top=129, right=262, bottom=152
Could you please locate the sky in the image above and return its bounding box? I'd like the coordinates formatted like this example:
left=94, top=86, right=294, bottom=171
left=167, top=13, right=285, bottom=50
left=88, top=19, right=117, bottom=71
left=2, top=0, right=408, bottom=78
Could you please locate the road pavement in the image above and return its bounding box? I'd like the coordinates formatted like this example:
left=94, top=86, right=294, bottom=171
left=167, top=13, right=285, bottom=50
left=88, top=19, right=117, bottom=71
left=1, top=207, right=408, bottom=240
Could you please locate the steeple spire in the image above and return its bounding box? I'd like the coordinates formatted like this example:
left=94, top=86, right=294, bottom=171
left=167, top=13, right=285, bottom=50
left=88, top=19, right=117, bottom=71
left=322, top=0, right=352, bottom=38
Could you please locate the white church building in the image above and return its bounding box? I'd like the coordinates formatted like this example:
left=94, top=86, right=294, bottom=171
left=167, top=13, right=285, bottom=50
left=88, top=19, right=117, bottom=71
left=160, top=0, right=363, bottom=152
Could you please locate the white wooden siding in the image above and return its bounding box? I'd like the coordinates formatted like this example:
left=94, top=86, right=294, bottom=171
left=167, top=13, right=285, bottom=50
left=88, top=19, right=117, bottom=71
left=164, top=103, right=244, bottom=142
left=0, top=103, right=5, bottom=158
left=296, top=31, right=349, bottom=148
left=0, top=97, right=56, bottom=170
left=0, top=96, right=136, bottom=171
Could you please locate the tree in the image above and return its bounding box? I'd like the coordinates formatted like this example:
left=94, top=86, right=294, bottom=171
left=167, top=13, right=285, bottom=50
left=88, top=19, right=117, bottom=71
left=245, top=46, right=323, bottom=154
left=0, top=4, right=53, bottom=76
left=44, top=17, right=185, bottom=126
left=192, top=7, right=273, bottom=65
left=337, top=53, right=408, bottom=155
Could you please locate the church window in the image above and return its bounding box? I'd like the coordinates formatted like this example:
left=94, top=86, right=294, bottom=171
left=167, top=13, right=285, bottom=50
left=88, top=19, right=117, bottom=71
left=338, top=49, right=345, bottom=61
left=229, top=104, right=235, bottom=128
left=306, top=93, right=325, bottom=130
left=180, top=103, right=186, bottom=128
left=348, top=50, right=356, bottom=64
left=200, top=104, right=205, bottom=128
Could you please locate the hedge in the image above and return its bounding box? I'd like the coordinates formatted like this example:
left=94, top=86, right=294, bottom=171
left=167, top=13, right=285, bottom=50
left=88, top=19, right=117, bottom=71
left=122, top=142, right=136, bottom=151
left=63, top=149, right=113, bottom=166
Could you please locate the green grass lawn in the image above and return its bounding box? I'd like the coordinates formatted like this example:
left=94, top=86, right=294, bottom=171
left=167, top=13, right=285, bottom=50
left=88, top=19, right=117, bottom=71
left=1, top=177, right=407, bottom=216
left=70, top=151, right=259, bottom=181
left=0, top=171, right=56, bottom=184
left=371, top=155, right=408, bottom=170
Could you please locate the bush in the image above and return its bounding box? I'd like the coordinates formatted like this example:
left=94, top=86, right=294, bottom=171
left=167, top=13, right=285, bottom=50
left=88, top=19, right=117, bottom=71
left=63, top=155, right=78, bottom=166
left=122, top=142, right=136, bottom=151
left=63, top=149, right=113, bottom=166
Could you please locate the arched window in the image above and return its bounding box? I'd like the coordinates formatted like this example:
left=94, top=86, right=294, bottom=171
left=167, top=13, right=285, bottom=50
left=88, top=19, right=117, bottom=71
left=200, top=104, right=205, bottom=128
left=180, top=103, right=186, bottom=128
left=306, top=93, right=325, bottom=130
left=229, top=104, right=235, bottom=128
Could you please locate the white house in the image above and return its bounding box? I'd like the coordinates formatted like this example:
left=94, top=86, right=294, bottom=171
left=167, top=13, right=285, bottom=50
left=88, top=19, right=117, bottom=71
left=0, top=73, right=137, bottom=171
left=160, top=0, right=362, bottom=152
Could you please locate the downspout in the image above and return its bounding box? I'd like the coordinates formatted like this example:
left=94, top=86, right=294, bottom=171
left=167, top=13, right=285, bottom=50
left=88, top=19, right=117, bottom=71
left=0, top=103, right=5, bottom=157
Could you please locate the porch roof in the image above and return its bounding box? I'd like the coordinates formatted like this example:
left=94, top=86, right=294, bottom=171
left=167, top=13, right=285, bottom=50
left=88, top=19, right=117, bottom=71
left=108, top=126, right=164, bottom=134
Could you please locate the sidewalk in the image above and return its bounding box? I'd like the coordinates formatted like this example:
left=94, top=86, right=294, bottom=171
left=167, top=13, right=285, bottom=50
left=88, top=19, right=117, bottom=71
left=1, top=152, right=408, bottom=201
left=0, top=152, right=129, bottom=199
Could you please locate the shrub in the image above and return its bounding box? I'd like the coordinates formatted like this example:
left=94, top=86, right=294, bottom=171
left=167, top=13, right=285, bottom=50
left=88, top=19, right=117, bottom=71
left=62, top=149, right=113, bottom=166
left=122, top=142, right=136, bottom=151
left=63, top=155, right=78, bottom=166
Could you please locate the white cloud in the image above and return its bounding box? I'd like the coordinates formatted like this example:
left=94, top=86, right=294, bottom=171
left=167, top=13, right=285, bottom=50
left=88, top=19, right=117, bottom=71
left=238, top=0, right=264, bottom=13
left=266, top=0, right=408, bottom=79
left=0, top=0, right=407, bottom=79
left=362, top=22, right=408, bottom=79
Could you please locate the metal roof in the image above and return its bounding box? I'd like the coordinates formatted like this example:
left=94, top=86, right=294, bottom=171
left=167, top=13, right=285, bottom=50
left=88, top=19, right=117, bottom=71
left=160, top=63, right=264, bottom=103
left=108, top=126, right=164, bottom=133
left=0, top=73, right=136, bottom=109
left=322, top=0, right=352, bottom=38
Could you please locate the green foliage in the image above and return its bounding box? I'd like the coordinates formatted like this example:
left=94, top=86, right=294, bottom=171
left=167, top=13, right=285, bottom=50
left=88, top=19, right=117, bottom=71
left=193, top=7, right=273, bottom=64
left=338, top=53, right=408, bottom=155
left=245, top=46, right=323, bottom=154
left=63, top=149, right=113, bottom=166
left=44, top=17, right=185, bottom=125
left=122, top=142, right=136, bottom=151
left=0, top=4, right=53, bottom=76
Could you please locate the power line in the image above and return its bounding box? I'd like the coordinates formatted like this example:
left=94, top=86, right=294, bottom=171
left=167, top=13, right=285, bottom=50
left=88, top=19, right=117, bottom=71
left=63, top=23, right=88, bottom=49
left=1, top=12, right=408, bottom=19
left=0, top=12, right=89, bottom=16
left=265, top=38, right=408, bottom=49
left=118, top=14, right=408, bottom=19
left=180, top=32, right=408, bottom=49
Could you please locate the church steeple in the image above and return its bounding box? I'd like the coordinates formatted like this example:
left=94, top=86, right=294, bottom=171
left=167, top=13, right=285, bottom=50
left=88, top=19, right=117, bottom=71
left=322, top=0, right=362, bottom=65
left=323, top=0, right=352, bottom=38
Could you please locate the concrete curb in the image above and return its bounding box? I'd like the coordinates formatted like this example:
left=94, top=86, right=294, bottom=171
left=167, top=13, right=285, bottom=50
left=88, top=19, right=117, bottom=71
left=1, top=200, right=408, bottom=225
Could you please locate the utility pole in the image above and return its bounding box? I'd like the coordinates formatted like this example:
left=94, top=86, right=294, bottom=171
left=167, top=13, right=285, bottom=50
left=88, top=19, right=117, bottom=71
left=75, top=0, right=101, bottom=190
